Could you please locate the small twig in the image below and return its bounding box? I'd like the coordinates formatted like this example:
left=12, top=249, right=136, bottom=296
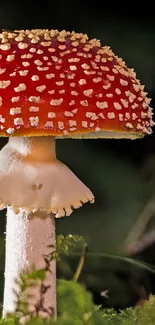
left=73, top=244, right=88, bottom=281
left=124, top=192, right=155, bottom=249
left=125, top=229, right=155, bottom=255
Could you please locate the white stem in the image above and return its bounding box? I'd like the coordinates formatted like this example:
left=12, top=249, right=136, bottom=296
left=3, top=208, right=56, bottom=318
left=0, top=136, right=94, bottom=319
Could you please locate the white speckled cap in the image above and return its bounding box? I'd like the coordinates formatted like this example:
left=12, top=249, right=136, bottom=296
left=0, top=29, right=153, bottom=139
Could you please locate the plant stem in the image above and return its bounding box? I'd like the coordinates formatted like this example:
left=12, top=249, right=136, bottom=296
left=73, top=244, right=87, bottom=281
left=68, top=252, right=155, bottom=274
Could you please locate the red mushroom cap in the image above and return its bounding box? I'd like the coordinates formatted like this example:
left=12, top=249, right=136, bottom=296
left=0, top=29, right=153, bottom=138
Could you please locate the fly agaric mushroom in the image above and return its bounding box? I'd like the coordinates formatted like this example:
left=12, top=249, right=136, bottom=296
left=0, top=29, right=153, bottom=318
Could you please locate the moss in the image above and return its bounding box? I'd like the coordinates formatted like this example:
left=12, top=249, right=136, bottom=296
left=1, top=283, right=155, bottom=324
left=1, top=234, right=155, bottom=324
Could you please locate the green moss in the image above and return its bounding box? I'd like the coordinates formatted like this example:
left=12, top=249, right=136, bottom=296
left=1, top=234, right=155, bottom=324
left=1, top=283, right=155, bottom=324
left=57, top=279, right=94, bottom=315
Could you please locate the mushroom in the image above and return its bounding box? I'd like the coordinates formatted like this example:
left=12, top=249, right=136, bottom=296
left=0, top=29, right=153, bottom=318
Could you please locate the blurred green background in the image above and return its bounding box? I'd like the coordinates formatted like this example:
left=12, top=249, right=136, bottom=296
left=0, top=1, right=155, bottom=310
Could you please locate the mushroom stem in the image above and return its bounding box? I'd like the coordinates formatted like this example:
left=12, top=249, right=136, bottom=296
left=1, top=135, right=94, bottom=318
left=3, top=208, right=56, bottom=318
left=2, top=136, right=57, bottom=318
left=8, top=135, right=56, bottom=162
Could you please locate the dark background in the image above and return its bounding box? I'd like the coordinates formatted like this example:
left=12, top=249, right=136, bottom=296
left=0, top=1, right=155, bottom=310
